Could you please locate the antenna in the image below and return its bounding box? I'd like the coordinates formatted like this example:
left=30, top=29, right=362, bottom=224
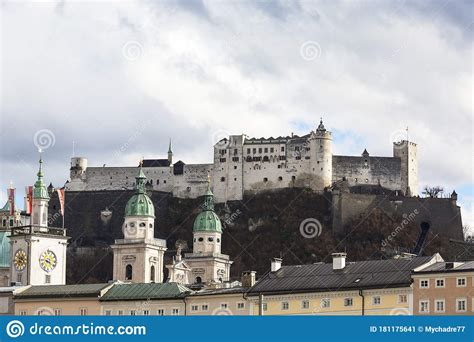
left=72, top=141, right=75, bottom=157
left=406, top=126, right=409, bottom=142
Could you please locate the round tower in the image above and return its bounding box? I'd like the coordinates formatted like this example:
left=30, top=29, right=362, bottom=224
left=70, top=157, right=87, bottom=180
left=309, top=119, right=333, bottom=190
left=192, top=182, right=222, bottom=255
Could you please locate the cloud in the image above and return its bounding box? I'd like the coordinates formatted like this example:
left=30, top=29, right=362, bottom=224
left=0, top=0, right=471, bottom=226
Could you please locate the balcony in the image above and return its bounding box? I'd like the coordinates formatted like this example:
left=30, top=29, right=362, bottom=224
left=11, top=225, right=67, bottom=237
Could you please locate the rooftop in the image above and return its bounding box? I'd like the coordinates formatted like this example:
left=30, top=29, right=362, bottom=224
left=414, top=261, right=474, bottom=274
left=14, top=283, right=112, bottom=299
left=247, top=256, right=435, bottom=295
left=100, top=282, right=191, bottom=301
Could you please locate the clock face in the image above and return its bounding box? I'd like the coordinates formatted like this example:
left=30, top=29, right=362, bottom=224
left=39, top=250, right=57, bottom=273
left=14, top=249, right=27, bottom=271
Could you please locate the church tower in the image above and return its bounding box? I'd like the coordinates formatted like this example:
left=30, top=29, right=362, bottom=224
left=184, top=178, right=232, bottom=284
left=308, top=118, right=333, bottom=190
left=9, top=155, right=69, bottom=286
left=111, top=166, right=166, bottom=283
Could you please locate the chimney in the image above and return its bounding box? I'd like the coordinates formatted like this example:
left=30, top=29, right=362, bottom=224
left=271, top=258, right=282, bottom=272
left=241, top=271, right=256, bottom=287
left=331, top=253, right=347, bottom=270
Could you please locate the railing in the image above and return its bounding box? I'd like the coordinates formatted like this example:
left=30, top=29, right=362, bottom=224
left=11, top=225, right=66, bottom=237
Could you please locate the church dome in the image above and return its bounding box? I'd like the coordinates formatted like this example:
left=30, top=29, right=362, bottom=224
left=192, top=183, right=222, bottom=233
left=124, top=168, right=155, bottom=218
left=193, top=210, right=222, bottom=233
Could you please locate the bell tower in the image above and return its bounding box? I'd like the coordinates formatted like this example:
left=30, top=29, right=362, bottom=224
left=111, top=166, right=167, bottom=283
left=184, top=178, right=232, bottom=284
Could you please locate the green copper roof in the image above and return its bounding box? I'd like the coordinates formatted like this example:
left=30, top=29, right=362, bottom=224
left=101, top=282, right=191, bottom=301
left=0, top=231, right=10, bottom=268
left=124, top=167, right=155, bottom=217
left=193, top=183, right=222, bottom=233
left=0, top=201, right=10, bottom=213
left=33, top=156, right=49, bottom=200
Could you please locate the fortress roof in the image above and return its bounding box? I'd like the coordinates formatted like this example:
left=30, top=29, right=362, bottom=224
left=141, top=159, right=171, bottom=167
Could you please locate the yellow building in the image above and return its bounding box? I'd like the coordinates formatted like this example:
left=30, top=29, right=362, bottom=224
left=246, top=253, right=443, bottom=315
left=14, top=283, right=113, bottom=315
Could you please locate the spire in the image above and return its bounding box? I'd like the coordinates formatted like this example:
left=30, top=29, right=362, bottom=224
left=135, top=160, right=146, bottom=194
left=168, top=139, right=173, bottom=164
left=202, top=173, right=214, bottom=211
left=33, top=153, right=49, bottom=199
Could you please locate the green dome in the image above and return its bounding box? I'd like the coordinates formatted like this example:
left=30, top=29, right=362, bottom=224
left=192, top=183, right=222, bottom=233
left=124, top=168, right=155, bottom=217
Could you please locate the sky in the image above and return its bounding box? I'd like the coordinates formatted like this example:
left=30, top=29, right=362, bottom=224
left=0, top=0, right=472, bottom=231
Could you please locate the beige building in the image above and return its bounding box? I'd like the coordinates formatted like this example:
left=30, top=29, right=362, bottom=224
left=14, top=283, right=113, bottom=315
left=413, top=261, right=473, bottom=315
left=246, top=254, right=443, bottom=316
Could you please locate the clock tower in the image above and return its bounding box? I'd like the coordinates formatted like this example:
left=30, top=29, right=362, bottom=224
left=10, top=155, right=69, bottom=286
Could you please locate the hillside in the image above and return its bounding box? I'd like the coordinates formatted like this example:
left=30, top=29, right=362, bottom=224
left=47, top=188, right=466, bottom=284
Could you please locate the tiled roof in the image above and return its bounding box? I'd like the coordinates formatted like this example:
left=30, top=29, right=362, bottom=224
left=248, top=256, right=434, bottom=295
left=100, top=282, right=191, bottom=301
left=14, top=283, right=112, bottom=299
left=141, top=159, right=170, bottom=167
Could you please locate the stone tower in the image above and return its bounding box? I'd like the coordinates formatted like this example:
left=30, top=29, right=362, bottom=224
left=9, top=156, right=69, bottom=286
left=393, top=140, right=418, bottom=196
left=111, top=166, right=167, bottom=283
left=185, top=180, right=232, bottom=284
left=308, top=119, right=333, bottom=190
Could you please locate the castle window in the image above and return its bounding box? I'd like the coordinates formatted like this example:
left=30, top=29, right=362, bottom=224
left=295, top=156, right=301, bottom=160
left=292, top=176, right=296, bottom=181
left=198, top=237, right=204, bottom=242
left=234, top=149, right=238, bottom=155
left=220, top=158, right=226, bottom=162
left=263, top=156, right=269, bottom=162
left=208, top=237, right=214, bottom=242
left=150, top=265, right=155, bottom=283
left=264, top=148, right=268, bottom=153
left=305, top=156, right=310, bottom=160
left=270, top=147, right=274, bottom=153
left=149, top=223, right=153, bottom=228
left=281, top=146, right=285, bottom=152
left=246, top=156, right=252, bottom=162
left=247, top=148, right=251, bottom=154
left=295, top=146, right=300, bottom=151
left=365, top=178, right=369, bottom=183
left=125, top=264, right=133, bottom=280
left=258, top=148, right=262, bottom=153
left=164, top=180, right=167, bottom=184
left=279, top=156, right=286, bottom=161
left=278, top=176, right=283, bottom=181
left=321, top=168, right=323, bottom=171
left=355, top=178, right=358, bottom=183
left=263, top=178, right=268, bottom=182
left=157, top=180, right=160, bottom=184
left=196, top=277, right=202, bottom=284
left=45, top=275, right=51, bottom=284
left=232, top=157, right=239, bottom=162
left=277, top=165, right=281, bottom=169
left=220, top=177, right=225, bottom=182
left=253, top=148, right=256, bottom=154
left=217, top=238, right=220, bottom=242
left=139, top=222, right=146, bottom=227
left=234, top=178, right=237, bottom=181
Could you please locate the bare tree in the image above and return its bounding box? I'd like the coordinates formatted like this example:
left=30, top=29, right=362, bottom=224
left=422, top=185, right=444, bottom=198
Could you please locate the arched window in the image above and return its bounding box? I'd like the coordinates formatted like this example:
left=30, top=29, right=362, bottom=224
left=125, top=264, right=133, bottom=280
left=150, top=265, right=155, bottom=283
left=195, top=276, right=202, bottom=284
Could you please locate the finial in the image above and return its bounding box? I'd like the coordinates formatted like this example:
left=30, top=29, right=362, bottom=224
left=139, top=157, right=144, bottom=168
left=168, top=138, right=172, bottom=153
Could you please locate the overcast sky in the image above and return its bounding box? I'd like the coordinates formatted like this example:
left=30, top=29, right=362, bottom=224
left=0, top=0, right=472, bottom=229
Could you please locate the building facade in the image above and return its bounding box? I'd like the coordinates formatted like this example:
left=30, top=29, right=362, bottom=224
left=412, top=261, right=474, bottom=315
left=65, top=120, right=418, bottom=202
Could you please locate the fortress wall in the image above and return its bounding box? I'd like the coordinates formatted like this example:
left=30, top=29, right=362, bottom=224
left=173, top=164, right=213, bottom=198
left=332, top=156, right=402, bottom=191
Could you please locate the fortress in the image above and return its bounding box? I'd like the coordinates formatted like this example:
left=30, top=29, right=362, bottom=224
left=66, top=120, right=418, bottom=202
